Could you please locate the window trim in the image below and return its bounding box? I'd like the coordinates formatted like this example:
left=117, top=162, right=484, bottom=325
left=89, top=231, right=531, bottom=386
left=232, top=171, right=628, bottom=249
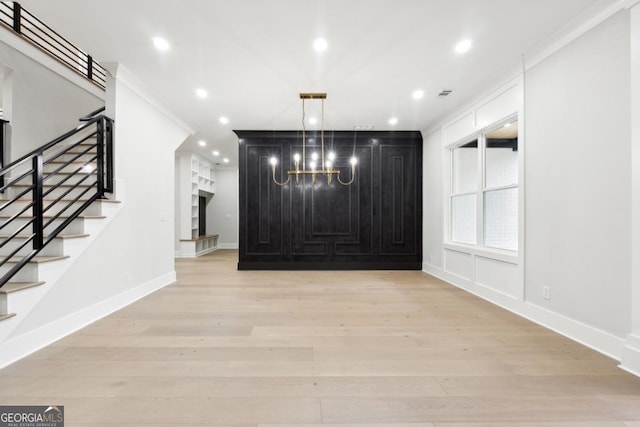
left=447, top=114, right=519, bottom=254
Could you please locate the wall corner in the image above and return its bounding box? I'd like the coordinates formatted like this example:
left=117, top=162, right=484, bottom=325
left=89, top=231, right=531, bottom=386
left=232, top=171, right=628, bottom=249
left=620, top=334, right=640, bottom=376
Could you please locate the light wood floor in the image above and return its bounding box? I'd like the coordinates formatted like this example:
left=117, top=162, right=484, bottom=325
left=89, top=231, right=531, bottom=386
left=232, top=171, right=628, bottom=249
left=1, top=249, right=640, bottom=426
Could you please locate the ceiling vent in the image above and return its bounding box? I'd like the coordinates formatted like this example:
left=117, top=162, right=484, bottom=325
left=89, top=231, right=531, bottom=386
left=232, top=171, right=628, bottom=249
left=438, top=89, right=453, bottom=97
left=354, top=125, right=375, bottom=131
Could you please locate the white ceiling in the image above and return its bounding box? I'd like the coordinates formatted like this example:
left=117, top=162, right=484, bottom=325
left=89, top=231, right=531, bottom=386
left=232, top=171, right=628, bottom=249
left=19, top=0, right=613, bottom=167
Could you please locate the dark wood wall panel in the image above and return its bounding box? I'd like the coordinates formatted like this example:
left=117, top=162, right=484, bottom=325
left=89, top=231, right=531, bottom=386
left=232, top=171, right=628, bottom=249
left=237, top=131, right=422, bottom=270
left=379, top=145, right=419, bottom=256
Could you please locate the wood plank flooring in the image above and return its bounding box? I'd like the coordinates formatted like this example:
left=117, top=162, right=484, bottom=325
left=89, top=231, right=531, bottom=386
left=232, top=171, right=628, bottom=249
left=1, top=249, right=640, bottom=425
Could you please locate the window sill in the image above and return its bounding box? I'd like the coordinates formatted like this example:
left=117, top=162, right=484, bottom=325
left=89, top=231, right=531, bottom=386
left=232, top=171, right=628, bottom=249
left=443, top=242, right=519, bottom=265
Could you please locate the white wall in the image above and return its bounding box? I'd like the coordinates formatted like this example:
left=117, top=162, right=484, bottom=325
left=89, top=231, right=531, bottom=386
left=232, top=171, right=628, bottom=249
left=207, top=168, right=239, bottom=249
left=623, top=0, right=640, bottom=375
left=423, top=8, right=634, bottom=362
left=524, top=10, right=631, bottom=338
left=0, top=39, right=103, bottom=160
left=6, top=64, right=191, bottom=339
left=422, top=128, right=444, bottom=270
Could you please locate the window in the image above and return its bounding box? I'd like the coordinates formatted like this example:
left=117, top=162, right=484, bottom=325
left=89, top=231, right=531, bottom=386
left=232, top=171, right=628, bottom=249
left=451, top=140, right=478, bottom=244
left=450, top=119, right=519, bottom=252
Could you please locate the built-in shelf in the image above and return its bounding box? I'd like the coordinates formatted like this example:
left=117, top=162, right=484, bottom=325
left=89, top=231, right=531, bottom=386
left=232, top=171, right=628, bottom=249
left=179, top=234, right=219, bottom=257
left=177, top=153, right=218, bottom=256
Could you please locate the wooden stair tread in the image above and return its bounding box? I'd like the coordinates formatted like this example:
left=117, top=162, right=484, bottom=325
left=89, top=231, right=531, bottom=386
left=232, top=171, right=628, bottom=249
left=0, top=313, right=16, bottom=322
left=6, top=255, right=69, bottom=264
left=11, top=198, right=120, bottom=204
left=0, top=281, right=45, bottom=294
left=0, top=234, right=89, bottom=240
left=12, top=183, right=94, bottom=188
left=0, top=214, right=106, bottom=219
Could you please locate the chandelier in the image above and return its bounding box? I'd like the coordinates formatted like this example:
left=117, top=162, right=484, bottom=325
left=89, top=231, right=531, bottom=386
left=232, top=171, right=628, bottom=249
left=269, top=93, right=357, bottom=186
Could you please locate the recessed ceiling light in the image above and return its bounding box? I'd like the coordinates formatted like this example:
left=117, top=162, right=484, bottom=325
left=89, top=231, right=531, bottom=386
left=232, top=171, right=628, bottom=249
left=198, top=140, right=206, bottom=147
left=152, top=37, right=170, bottom=51
left=455, top=39, right=473, bottom=54
left=412, top=89, right=424, bottom=99
left=196, top=88, right=208, bottom=98
left=219, top=116, right=229, bottom=125
left=313, top=38, right=328, bottom=52
left=223, top=158, right=230, bottom=163
left=389, top=117, right=398, bottom=126
left=504, top=123, right=512, bottom=128
left=212, top=150, right=220, bottom=156
left=309, top=117, right=318, bottom=125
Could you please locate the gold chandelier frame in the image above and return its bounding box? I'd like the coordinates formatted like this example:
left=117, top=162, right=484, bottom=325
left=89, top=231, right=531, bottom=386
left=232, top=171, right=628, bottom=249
left=269, top=93, right=357, bottom=186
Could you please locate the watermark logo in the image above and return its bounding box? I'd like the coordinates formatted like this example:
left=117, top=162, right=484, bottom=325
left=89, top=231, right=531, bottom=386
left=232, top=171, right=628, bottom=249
left=0, top=405, right=64, bottom=427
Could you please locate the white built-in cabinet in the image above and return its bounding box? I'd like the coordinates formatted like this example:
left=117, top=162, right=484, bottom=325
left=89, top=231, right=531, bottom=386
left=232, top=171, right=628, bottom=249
left=176, top=153, right=218, bottom=257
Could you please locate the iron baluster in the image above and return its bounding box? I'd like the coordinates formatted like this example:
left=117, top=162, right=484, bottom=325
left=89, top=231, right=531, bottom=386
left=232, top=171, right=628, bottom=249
left=12, top=2, right=20, bottom=33
left=96, top=118, right=105, bottom=198
left=32, top=153, right=44, bottom=250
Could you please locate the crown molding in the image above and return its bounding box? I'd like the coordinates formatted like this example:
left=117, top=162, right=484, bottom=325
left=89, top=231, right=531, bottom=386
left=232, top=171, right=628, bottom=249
left=626, top=0, right=640, bottom=8
left=524, top=0, right=625, bottom=71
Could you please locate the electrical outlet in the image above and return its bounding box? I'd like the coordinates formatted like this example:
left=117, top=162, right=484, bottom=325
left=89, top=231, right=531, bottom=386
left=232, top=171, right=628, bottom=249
left=543, top=286, right=551, bottom=300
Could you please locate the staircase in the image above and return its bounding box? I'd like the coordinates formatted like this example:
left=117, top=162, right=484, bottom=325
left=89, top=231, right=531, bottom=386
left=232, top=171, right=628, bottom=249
left=0, top=110, right=117, bottom=332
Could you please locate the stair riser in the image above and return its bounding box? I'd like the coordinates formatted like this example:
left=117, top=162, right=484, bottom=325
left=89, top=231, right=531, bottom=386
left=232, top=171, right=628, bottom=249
left=0, top=256, right=69, bottom=283
left=4, top=186, right=97, bottom=201
left=0, top=218, right=86, bottom=235
left=2, top=200, right=99, bottom=216
left=42, top=186, right=98, bottom=201
left=0, top=263, right=39, bottom=282
left=45, top=172, right=98, bottom=187
left=44, top=161, right=97, bottom=175
left=2, top=161, right=96, bottom=185
left=0, top=284, right=46, bottom=318
left=0, top=239, right=64, bottom=258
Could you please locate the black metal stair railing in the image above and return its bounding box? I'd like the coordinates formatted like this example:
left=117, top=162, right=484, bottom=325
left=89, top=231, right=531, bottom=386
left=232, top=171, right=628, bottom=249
left=0, top=110, right=114, bottom=288
left=0, top=118, right=7, bottom=188
left=0, top=1, right=107, bottom=89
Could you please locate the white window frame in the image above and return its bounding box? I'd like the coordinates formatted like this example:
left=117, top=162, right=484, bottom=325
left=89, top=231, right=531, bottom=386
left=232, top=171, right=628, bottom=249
left=448, top=114, right=519, bottom=258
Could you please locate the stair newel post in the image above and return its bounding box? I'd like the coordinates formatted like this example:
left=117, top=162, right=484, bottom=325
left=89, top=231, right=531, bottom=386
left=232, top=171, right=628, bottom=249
left=32, top=153, right=44, bottom=250
left=96, top=119, right=105, bottom=199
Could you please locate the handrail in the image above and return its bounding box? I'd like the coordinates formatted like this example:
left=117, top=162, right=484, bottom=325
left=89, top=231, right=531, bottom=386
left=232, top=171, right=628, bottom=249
left=0, top=2, right=106, bottom=90
left=79, top=107, right=106, bottom=122
left=2, top=116, right=104, bottom=174
left=0, top=111, right=114, bottom=288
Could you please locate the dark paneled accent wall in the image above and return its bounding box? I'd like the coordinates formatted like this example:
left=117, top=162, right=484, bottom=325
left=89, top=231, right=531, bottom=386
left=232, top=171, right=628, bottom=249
left=236, top=130, right=422, bottom=270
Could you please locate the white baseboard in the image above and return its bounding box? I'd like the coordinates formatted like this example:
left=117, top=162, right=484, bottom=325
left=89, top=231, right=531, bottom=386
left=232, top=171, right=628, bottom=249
left=422, top=263, right=627, bottom=365
left=0, top=271, right=176, bottom=370
left=218, top=243, right=238, bottom=250
left=620, top=334, right=640, bottom=376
